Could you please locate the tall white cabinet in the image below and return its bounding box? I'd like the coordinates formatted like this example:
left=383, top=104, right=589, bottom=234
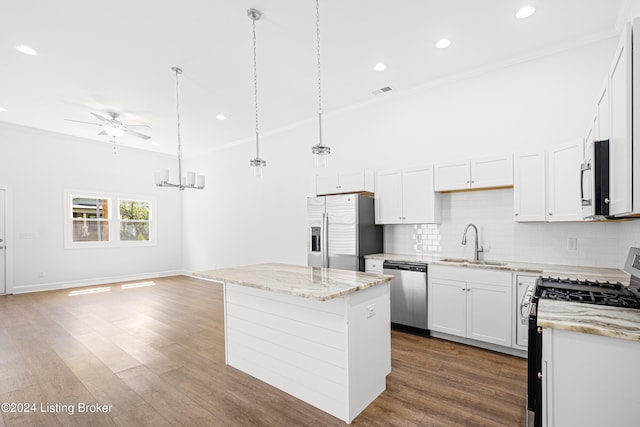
left=609, top=21, right=634, bottom=216
left=375, top=166, right=440, bottom=224
left=513, top=151, right=547, bottom=221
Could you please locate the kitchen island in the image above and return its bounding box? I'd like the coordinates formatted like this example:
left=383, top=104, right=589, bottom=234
left=194, top=263, right=393, bottom=424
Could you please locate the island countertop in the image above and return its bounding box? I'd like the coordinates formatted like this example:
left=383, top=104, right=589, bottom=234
left=193, top=262, right=394, bottom=302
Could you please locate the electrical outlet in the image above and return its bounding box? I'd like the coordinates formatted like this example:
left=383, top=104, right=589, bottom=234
left=567, top=238, right=577, bottom=251
left=366, top=303, right=376, bottom=319
left=37, top=271, right=44, bottom=278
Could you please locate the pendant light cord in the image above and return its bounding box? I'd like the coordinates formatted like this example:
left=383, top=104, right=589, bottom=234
left=316, top=0, right=323, bottom=147
left=173, top=67, right=183, bottom=181
left=252, top=16, right=260, bottom=158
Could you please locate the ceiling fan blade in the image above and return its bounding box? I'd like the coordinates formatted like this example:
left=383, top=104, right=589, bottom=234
left=64, top=118, right=101, bottom=126
left=98, top=130, right=107, bottom=135
left=127, top=124, right=152, bottom=130
left=126, top=129, right=151, bottom=140
left=90, top=112, right=108, bottom=122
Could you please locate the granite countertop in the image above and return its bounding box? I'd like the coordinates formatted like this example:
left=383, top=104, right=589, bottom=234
left=365, top=253, right=630, bottom=285
left=193, top=262, right=393, bottom=302
left=538, top=299, right=640, bottom=342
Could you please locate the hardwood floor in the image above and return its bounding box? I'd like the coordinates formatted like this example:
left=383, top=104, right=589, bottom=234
left=0, top=276, right=527, bottom=426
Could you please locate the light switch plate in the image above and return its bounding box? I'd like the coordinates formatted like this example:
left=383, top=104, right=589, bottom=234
left=567, top=237, right=577, bottom=251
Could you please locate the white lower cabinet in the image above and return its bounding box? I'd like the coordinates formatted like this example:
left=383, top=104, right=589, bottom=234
left=428, top=266, right=512, bottom=347
left=541, top=328, right=640, bottom=427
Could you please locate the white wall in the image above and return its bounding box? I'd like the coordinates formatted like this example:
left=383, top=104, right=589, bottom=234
left=0, top=123, right=184, bottom=293
left=183, top=36, right=628, bottom=272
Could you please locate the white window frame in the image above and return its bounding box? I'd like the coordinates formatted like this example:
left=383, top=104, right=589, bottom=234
left=64, top=190, right=157, bottom=249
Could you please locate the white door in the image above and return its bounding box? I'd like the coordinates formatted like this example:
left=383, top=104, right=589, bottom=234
left=466, top=282, right=511, bottom=346
left=0, top=189, right=5, bottom=295
left=374, top=170, right=403, bottom=224
left=513, top=151, right=546, bottom=222
left=547, top=141, right=582, bottom=222
left=434, top=160, right=470, bottom=191
left=428, top=277, right=466, bottom=337
left=402, top=166, right=438, bottom=224
left=470, top=154, right=513, bottom=189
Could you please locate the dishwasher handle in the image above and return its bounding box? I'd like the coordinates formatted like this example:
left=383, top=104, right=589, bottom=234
left=382, top=261, right=427, bottom=273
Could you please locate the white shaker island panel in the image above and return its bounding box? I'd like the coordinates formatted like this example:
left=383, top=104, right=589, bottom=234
left=194, top=263, right=393, bottom=424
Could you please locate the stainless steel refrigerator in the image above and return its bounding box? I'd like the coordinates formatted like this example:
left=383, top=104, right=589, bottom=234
left=307, top=194, right=383, bottom=271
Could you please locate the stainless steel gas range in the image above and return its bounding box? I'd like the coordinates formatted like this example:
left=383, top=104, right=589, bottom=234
left=521, top=248, right=640, bottom=427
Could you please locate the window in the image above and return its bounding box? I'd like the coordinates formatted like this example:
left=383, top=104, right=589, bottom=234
left=65, top=190, right=155, bottom=248
left=119, top=199, right=151, bottom=241
left=71, top=196, right=110, bottom=242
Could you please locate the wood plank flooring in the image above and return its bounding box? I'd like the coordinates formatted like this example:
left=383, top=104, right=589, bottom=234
left=0, top=276, right=527, bottom=426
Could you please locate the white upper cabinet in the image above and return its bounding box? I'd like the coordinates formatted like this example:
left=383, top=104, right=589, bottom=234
left=595, top=79, right=610, bottom=141
left=433, top=160, right=470, bottom=191
left=608, top=21, right=634, bottom=216
left=471, top=155, right=514, bottom=188
left=434, top=154, right=513, bottom=192
left=374, top=170, right=403, bottom=223
left=547, top=141, right=582, bottom=222
left=513, top=151, right=546, bottom=222
left=375, top=166, right=440, bottom=224
left=316, top=169, right=374, bottom=195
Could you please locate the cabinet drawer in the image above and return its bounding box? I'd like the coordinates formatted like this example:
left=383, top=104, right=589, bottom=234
left=365, top=259, right=383, bottom=273
left=429, top=265, right=511, bottom=286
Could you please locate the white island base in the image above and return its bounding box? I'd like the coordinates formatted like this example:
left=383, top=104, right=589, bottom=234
left=223, top=280, right=390, bottom=423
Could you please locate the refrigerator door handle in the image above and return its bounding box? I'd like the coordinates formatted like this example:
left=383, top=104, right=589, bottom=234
left=322, top=212, right=329, bottom=268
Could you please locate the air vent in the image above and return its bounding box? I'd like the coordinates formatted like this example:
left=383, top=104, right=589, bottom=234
left=371, top=86, right=393, bottom=95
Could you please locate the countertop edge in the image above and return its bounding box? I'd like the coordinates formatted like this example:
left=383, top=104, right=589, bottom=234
left=193, top=268, right=393, bottom=302
left=537, top=300, right=640, bottom=342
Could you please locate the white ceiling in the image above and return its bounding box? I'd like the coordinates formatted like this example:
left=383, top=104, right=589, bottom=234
left=0, top=0, right=629, bottom=156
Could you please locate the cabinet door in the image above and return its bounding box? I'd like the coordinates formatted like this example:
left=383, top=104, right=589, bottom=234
left=402, top=166, right=439, bottom=224
left=547, top=141, right=582, bottom=222
left=428, top=277, right=466, bottom=337
left=466, top=281, right=512, bottom=347
left=434, top=160, right=470, bottom=192
left=513, top=151, right=546, bottom=222
left=316, top=174, right=340, bottom=195
left=470, top=155, right=513, bottom=189
left=595, top=80, right=610, bottom=141
left=375, top=170, right=403, bottom=224
left=608, top=22, right=633, bottom=216
left=337, top=170, right=365, bottom=193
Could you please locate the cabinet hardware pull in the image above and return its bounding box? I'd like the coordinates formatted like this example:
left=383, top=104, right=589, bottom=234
left=537, top=372, right=543, bottom=380
left=515, top=213, right=519, bottom=216
left=604, top=198, right=610, bottom=204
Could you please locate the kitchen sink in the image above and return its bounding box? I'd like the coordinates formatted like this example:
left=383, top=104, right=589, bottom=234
left=439, top=258, right=507, bottom=267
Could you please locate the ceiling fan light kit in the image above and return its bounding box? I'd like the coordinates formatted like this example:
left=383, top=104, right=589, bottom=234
left=155, top=66, right=205, bottom=190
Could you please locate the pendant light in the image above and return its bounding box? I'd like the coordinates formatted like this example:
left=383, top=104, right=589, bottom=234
left=248, top=8, right=267, bottom=178
left=155, top=67, right=205, bottom=190
left=311, top=0, right=330, bottom=168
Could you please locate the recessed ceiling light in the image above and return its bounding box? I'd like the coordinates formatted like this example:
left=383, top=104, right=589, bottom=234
left=373, top=63, right=387, bottom=72
left=151, top=142, right=161, bottom=147
left=15, top=45, right=38, bottom=56
left=516, top=5, right=536, bottom=19
left=0, top=107, right=6, bottom=112
left=216, top=114, right=227, bottom=121
left=436, top=38, right=451, bottom=49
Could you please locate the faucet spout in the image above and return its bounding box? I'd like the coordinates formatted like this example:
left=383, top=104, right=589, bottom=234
left=461, top=223, right=484, bottom=261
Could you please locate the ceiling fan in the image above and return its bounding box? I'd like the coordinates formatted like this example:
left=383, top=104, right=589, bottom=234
left=65, top=112, right=152, bottom=140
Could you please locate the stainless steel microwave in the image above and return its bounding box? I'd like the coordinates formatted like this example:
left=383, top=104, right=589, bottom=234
left=581, top=139, right=610, bottom=219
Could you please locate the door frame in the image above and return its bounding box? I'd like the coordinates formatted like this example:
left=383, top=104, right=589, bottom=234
left=0, top=187, right=12, bottom=294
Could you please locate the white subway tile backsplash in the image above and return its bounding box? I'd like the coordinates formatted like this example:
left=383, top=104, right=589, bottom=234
left=383, top=188, right=637, bottom=268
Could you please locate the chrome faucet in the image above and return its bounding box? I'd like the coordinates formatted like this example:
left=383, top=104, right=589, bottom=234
left=462, top=223, right=484, bottom=261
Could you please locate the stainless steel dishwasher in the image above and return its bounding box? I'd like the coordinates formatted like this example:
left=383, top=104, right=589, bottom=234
left=383, top=260, right=428, bottom=331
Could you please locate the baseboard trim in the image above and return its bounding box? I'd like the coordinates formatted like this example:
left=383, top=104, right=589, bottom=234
left=10, top=270, right=191, bottom=294
left=430, top=331, right=528, bottom=358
